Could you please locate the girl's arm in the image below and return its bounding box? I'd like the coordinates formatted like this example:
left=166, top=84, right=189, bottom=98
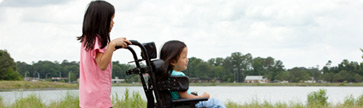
left=95, top=37, right=131, bottom=70
left=95, top=42, right=116, bottom=70
left=179, top=91, right=210, bottom=99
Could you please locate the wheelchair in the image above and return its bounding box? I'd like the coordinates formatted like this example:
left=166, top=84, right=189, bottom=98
left=116, top=40, right=208, bottom=108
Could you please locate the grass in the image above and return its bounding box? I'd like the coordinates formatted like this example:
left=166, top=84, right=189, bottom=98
left=225, top=98, right=363, bottom=108
left=1, top=81, right=362, bottom=91
left=112, top=83, right=142, bottom=86
left=0, top=89, right=146, bottom=108
left=190, top=82, right=363, bottom=86
left=113, top=82, right=363, bottom=87
left=225, top=89, right=363, bottom=108
left=48, top=92, right=79, bottom=108
left=112, top=88, right=147, bottom=108
left=0, top=97, right=4, bottom=108
left=0, top=89, right=362, bottom=108
left=0, top=81, right=77, bottom=91
left=9, top=94, right=45, bottom=108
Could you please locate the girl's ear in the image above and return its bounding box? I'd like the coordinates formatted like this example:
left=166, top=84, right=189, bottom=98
left=170, top=60, right=176, bottom=66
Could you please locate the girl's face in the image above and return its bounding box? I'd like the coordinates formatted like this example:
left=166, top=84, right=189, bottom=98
left=109, top=14, right=115, bottom=32
left=172, top=47, right=189, bottom=72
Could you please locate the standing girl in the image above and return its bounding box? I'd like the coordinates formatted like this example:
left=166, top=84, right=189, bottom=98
left=77, top=1, right=131, bottom=108
left=160, top=40, right=226, bottom=108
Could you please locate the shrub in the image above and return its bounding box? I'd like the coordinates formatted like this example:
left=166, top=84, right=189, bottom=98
left=11, top=94, right=45, bottom=108
left=48, top=92, right=79, bottom=108
left=356, top=95, right=363, bottom=106
left=307, top=89, right=328, bottom=106
left=0, top=96, right=4, bottom=108
left=343, top=95, right=355, bottom=106
left=112, top=88, right=146, bottom=108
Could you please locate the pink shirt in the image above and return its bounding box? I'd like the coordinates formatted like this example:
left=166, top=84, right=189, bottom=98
left=79, top=37, right=112, bottom=108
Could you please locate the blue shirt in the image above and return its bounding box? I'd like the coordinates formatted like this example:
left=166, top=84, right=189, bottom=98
left=170, top=70, right=191, bottom=100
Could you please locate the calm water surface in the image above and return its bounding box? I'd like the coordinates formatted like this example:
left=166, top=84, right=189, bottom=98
left=0, top=86, right=362, bottom=105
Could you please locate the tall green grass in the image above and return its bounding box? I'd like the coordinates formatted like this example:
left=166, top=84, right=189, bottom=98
left=10, top=94, right=45, bottom=108
left=48, top=92, right=79, bottom=108
left=112, top=88, right=147, bottom=108
left=0, top=89, right=362, bottom=108
left=0, top=96, right=4, bottom=108
left=225, top=89, right=363, bottom=108
left=0, top=89, right=146, bottom=108
left=189, top=82, right=363, bottom=86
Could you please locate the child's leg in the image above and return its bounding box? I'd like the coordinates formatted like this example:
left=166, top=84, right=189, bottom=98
left=195, top=98, right=226, bottom=108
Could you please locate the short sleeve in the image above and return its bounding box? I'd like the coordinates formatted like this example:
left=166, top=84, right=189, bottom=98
left=171, top=70, right=186, bottom=76
left=91, top=38, right=106, bottom=59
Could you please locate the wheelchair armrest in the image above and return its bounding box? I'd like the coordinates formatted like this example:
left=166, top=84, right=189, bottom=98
left=172, top=97, right=209, bottom=103
left=191, top=91, right=198, bottom=96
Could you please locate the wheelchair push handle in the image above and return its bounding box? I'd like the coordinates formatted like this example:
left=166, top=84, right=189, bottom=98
left=115, top=40, right=138, bottom=49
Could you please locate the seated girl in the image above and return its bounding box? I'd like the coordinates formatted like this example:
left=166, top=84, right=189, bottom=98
left=160, top=40, right=226, bottom=108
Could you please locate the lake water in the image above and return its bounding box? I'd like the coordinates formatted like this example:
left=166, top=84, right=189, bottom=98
left=0, top=86, right=362, bottom=105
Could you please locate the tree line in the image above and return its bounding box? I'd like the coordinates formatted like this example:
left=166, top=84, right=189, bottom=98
left=1, top=49, right=363, bottom=83
left=186, top=52, right=363, bottom=83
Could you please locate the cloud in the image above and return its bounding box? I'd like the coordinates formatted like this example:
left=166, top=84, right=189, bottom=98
left=109, top=0, right=363, bottom=68
left=0, top=0, right=71, bottom=7
left=1, top=0, right=363, bottom=69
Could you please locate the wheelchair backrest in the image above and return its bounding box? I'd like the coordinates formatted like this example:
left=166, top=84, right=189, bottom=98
left=151, top=59, right=190, bottom=108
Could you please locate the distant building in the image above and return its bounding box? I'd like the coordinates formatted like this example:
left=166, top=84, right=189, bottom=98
left=51, top=77, right=67, bottom=81
left=304, top=77, right=316, bottom=83
left=24, top=77, right=39, bottom=81
left=112, top=77, right=125, bottom=83
left=280, top=80, right=289, bottom=83
left=245, top=76, right=268, bottom=83
left=304, top=80, right=316, bottom=83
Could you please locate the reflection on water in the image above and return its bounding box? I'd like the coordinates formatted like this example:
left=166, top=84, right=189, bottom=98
left=0, top=86, right=362, bottom=105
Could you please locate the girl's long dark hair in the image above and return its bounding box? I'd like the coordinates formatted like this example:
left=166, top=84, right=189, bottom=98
left=77, top=0, right=115, bottom=51
left=159, top=40, right=187, bottom=80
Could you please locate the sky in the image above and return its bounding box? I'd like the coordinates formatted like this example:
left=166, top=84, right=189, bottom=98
left=0, top=0, right=362, bottom=69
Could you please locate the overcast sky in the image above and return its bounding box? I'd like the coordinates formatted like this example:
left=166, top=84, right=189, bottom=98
left=0, top=0, right=362, bottom=69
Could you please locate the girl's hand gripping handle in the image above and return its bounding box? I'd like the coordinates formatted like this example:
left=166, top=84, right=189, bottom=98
left=111, top=37, right=132, bottom=49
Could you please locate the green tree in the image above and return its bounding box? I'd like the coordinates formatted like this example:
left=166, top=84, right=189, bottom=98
left=322, top=72, right=334, bottom=83
left=222, top=57, right=234, bottom=82
left=251, top=57, right=265, bottom=75
left=229, top=52, right=253, bottom=82
left=0, top=50, right=22, bottom=80
left=16, top=61, right=33, bottom=77
left=334, top=70, right=351, bottom=82
left=213, top=65, right=225, bottom=80
left=185, top=57, right=203, bottom=77
left=215, top=57, right=224, bottom=66
left=275, top=71, right=290, bottom=81
left=309, top=67, right=321, bottom=82
left=287, top=67, right=311, bottom=82
left=112, top=61, right=134, bottom=79
left=68, top=71, right=77, bottom=82
left=353, top=74, right=362, bottom=82
left=250, top=56, right=285, bottom=82
left=32, top=60, right=60, bottom=79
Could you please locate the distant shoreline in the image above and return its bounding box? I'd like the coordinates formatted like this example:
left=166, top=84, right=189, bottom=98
left=189, top=82, right=363, bottom=86
left=1, top=81, right=362, bottom=92
left=113, top=82, right=363, bottom=86
left=0, top=81, right=77, bottom=91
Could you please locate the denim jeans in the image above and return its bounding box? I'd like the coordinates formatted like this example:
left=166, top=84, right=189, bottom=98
left=195, top=98, right=226, bottom=108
